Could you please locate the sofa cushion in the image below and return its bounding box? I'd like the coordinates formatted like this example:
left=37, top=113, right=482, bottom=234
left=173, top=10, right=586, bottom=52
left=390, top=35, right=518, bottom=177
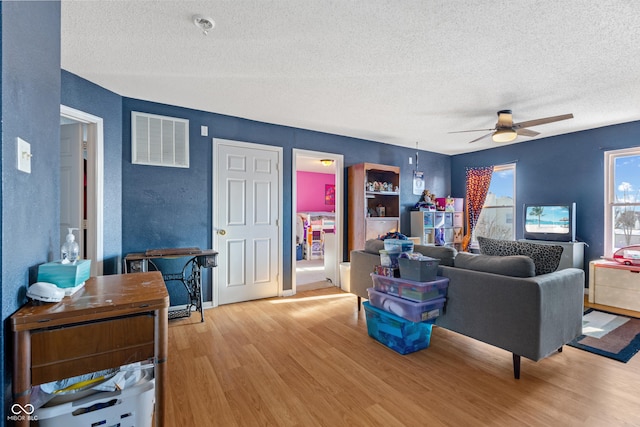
left=364, top=239, right=385, bottom=254
left=363, top=239, right=457, bottom=267
left=477, top=237, right=563, bottom=275
left=454, top=252, right=536, bottom=277
left=413, top=245, right=457, bottom=267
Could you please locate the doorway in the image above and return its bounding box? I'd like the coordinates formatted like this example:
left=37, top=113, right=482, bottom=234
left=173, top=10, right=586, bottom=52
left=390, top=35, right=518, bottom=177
left=292, top=150, right=344, bottom=293
left=60, top=105, right=104, bottom=276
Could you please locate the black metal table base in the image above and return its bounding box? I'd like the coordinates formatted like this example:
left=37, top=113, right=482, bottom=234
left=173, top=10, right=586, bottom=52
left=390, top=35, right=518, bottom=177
left=157, top=259, right=205, bottom=322
left=123, top=249, right=217, bottom=324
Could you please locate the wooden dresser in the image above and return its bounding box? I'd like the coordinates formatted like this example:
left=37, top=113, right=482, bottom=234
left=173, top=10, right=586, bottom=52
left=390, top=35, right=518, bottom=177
left=10, top=272, right=169, bottom=426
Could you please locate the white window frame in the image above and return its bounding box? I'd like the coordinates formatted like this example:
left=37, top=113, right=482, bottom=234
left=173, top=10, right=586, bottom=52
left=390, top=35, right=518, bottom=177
left=604, top=147, right=640, bottom=257
left=474, top=163, right=516, bottom=242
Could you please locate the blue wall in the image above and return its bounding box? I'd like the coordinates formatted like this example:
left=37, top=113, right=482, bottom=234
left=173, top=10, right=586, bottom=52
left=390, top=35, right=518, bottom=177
left=121, top=98, right=451, bottom=297
left=1, top=0, right=61, bottom=419
left=451, top=121, right=640, bottom=273
left=61, top=71, right=123, bottom=274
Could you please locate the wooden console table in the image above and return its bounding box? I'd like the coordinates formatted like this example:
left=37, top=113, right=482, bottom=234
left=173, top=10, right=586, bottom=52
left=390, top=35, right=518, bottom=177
left=10, top=272, right=169, bottom=426
left=589, top=260, right=640, bottom=311
left=123, top=247, right=218, bottom=322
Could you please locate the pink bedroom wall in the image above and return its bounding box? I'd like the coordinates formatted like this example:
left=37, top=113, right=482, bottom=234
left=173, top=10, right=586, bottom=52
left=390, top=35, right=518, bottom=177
left=297, top=171, right=336, bottom=212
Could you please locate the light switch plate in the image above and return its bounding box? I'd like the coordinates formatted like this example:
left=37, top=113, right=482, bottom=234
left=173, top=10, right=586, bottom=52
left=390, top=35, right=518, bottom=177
left=17, top=137, right=31, bottom=173
left=200, top=125, right=208, bottom=137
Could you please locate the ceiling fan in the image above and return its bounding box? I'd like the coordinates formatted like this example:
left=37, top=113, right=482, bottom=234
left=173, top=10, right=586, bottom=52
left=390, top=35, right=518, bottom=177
left=450, top=110, right=574, bottom=144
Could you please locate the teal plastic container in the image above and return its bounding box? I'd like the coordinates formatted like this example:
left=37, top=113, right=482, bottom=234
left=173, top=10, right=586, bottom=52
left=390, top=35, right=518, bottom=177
left=37, top=259, right=91, bottom=288
left=363, top=301, right=432, bottom=354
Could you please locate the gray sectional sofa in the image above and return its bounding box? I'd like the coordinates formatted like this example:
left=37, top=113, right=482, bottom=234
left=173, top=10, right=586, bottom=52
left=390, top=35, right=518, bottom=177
left=350, top=239, right=585, bottom=379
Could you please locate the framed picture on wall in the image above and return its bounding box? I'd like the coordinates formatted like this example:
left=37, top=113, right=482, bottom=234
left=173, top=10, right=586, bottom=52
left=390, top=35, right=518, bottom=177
left=413, top=170, right=425, bottom=195
left=325, top=184, right=335, bottom=205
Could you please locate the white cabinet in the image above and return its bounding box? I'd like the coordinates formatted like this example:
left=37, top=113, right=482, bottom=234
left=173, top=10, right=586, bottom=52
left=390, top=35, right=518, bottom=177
left=589, top=260, right=640, bottom=311
left=323, top=232, right=337, bottom=283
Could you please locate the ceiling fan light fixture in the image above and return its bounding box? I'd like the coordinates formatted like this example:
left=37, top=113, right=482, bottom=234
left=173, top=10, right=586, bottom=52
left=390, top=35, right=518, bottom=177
left=492, top=129, right=518, bottom=143
left=320, top=159, right=334, bottom=166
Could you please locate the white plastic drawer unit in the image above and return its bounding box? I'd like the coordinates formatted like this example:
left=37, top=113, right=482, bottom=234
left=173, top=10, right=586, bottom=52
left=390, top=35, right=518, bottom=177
left=589, top=260, right=640, bottom=311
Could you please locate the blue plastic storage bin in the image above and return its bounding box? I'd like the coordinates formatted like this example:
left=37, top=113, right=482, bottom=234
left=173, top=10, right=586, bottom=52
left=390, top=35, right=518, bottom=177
left=363, top=301, right=432, bottom=355
left=383, top=239, right=414, bottom=253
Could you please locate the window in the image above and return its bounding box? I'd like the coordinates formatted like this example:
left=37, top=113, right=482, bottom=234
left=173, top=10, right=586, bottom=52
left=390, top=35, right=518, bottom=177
left=475, top=164, right=516, bottom=241
left=605, top=148, right=640, bottom=256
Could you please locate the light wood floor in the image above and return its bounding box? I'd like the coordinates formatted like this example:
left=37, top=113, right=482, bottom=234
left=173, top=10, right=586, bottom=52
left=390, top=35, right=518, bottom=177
left=166, top=288, right=640, bottom=426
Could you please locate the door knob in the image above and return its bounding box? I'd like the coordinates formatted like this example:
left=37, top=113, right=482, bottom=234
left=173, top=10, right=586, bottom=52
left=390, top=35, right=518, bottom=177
left=217, top=229, right=226, bottom=236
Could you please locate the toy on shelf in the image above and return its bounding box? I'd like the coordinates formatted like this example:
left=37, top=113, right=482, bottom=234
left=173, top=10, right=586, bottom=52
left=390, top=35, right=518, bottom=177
left=414, top=189, right=437, bottom=211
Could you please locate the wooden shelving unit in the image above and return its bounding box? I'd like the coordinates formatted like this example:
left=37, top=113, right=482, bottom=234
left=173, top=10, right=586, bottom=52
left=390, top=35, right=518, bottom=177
left=348, top=162, right=400, bottom=254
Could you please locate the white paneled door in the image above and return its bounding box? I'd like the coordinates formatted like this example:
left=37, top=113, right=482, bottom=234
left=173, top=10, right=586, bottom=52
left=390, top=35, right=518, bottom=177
left=214, top=139, right=282, bottom=305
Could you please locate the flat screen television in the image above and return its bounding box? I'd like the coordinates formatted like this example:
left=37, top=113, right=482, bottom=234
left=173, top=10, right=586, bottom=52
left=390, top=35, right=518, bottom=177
left=523, top=203, right=576, bottom=242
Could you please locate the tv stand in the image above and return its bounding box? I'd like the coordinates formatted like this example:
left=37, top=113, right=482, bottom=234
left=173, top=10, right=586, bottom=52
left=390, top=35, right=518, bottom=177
left=519, top=240, right=585, bottom=270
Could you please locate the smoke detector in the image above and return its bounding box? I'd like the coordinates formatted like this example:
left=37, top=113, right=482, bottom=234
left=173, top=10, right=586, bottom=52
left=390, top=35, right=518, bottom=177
left=193, top=15, right=215, bottom=35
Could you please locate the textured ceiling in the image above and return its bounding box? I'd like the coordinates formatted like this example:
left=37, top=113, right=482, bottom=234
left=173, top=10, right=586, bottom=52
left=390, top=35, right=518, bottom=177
left=61, top=0, right=640, bottom=155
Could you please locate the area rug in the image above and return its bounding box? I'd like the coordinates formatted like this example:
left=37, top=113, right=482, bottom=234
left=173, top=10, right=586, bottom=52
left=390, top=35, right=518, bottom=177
left=568, top=308, right=640, bottom=363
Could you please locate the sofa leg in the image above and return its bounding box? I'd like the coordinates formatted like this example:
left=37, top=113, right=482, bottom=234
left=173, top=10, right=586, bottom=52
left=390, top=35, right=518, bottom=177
left=357, top=296, right=361, bottom=311
left=512, top=354, right=521, bottom=379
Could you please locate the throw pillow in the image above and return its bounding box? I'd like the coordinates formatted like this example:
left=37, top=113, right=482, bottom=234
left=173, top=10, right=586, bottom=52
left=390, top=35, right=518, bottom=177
left=454, top=252, right=535, bottom=277
left=476, top=237, right=563, bottom=275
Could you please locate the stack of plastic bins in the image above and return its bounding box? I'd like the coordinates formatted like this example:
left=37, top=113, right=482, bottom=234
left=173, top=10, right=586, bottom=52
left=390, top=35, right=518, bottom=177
left=363, top=273, right=449, bottom=354
left=370, top=273, right=448, bottom=304
left=375, top=239, right=415, bottom=278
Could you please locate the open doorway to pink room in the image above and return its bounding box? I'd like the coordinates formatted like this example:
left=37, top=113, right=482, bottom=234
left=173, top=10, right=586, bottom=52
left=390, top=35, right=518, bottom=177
left=292, top=150, right=344, bottom=294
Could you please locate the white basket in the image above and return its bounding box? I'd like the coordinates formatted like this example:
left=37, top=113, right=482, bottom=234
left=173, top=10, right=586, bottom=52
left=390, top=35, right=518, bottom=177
left=35, top=377, right=155, bottom=427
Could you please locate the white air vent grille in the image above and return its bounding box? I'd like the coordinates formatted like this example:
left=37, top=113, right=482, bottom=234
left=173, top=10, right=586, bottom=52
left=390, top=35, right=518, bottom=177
left=132, top=112, right=189, bottom=168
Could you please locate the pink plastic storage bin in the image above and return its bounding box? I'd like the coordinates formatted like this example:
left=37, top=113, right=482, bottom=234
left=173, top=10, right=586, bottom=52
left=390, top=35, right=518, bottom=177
left=367, top=287, right=445, bottom=322
left=370, top=273, right=448, bottom=302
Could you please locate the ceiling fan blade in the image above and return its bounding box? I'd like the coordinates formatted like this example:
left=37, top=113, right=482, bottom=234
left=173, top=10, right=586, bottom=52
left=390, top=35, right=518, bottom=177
left=513, top=113, right=574, bottom=129
left=468, top=132, right=494, bottom=144
left=516, top=128, right=540, bottom=137
left=448, top=128, right=495, bottom=134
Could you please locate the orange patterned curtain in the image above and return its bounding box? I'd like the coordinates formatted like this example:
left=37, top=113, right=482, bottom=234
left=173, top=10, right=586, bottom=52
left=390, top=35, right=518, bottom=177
left=462, top=166, right=494, bottom=251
